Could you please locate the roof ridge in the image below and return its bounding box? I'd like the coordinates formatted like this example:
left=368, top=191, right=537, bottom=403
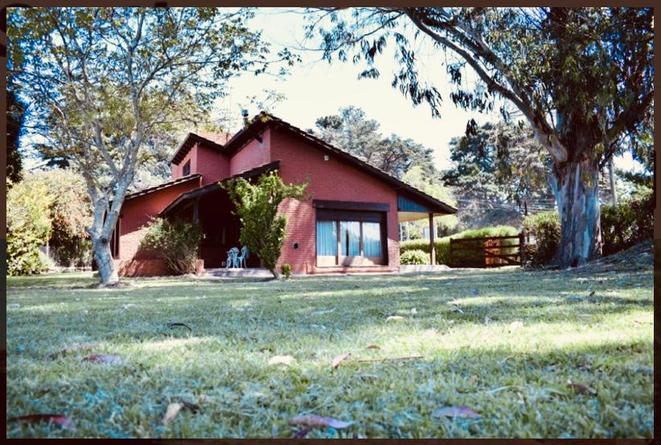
left=242, top=112, right=456, bottom=214
left=125, top=174, right=201, bottom=200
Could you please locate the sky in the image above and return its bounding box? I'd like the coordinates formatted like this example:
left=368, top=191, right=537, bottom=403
left=21, top=7, right=644, bottom=174
left=215, top=8, right=643, bottom=173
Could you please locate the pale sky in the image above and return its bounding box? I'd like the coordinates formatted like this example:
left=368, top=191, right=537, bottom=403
left=216, top=8, right=643, bottom=173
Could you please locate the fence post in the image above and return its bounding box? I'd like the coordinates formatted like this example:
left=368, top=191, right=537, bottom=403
left=519, top=231, right=526, bottom=266
left=449, top=238, right=453, bottom=268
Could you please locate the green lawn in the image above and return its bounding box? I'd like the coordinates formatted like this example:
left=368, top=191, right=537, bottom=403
left=6, top=260, right=653, bottom=438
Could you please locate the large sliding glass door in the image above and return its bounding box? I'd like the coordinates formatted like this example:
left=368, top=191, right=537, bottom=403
left=316, top=210, right=385, bottom=267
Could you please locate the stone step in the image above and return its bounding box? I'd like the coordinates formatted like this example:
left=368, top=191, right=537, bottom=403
left=201, top=268, right=273, bottom=278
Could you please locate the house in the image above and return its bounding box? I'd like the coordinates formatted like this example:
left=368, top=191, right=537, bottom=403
left=111, top=112, right=456, bottom=276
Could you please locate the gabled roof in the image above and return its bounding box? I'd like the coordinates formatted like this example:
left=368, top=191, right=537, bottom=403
left=222, top=112, right=457, bottom=215
left=160, top=161, right=280, bottom=216
left=125, top=174, right=201, bottom=200
left=170, top=132, right=230, bottom=165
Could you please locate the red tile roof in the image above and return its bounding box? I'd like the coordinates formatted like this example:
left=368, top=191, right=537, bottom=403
left=124, top=174, right=201, bottom=200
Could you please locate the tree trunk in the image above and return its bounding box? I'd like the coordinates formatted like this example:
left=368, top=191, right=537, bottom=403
left=551, top=159, right=603, bottom=267
left=93, top=237, right=118, bottom=285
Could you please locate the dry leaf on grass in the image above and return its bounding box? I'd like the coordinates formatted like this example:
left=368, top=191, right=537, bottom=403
left=432, top=405, right=481, bottom=419
left=289, top=414, right=353, bottom=429
left=366, top=344, right=381, bottom=350
left=82, top=354, right=123, bottom=365
left=450, top=306, right=464, bottom=314
left=567, top=381, right=597, bottom=395
left=162, top=403, right=183, bottom=424
left=268, top=355, right=296, bottom=366
left=386, top=315, right=405, bottom=322
left=8, top=414, right=75, bottom=430
left=292, top=426, right=313, bottom=438
left=331, top=352, right=351, bottom=369
left=167, top=322, right=192, bottom=332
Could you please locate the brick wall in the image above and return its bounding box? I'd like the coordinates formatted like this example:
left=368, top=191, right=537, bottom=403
left=171, top=143, right=230, bottom=185
left=270, top=128, right=400, bottom=274
left=229, top=129, right=271, bottom=176
left=118, top=179, right=201, bottom=265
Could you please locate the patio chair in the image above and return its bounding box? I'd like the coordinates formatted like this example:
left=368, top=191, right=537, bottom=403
left=237, top=245, right=249, bottom=268
left=226, top=247, right=239, bottom=269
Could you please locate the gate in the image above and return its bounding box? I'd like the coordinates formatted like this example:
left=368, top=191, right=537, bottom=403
left=449, top=233, right=527, bottom=268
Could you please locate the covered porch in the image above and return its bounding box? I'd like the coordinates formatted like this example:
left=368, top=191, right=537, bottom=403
left=397, top=192, right=455, bottom=265
left=160, top=162, right=280, bottom=270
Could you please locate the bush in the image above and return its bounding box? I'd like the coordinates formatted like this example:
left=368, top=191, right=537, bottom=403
left=400, top=249, right=429, bottom=265
left=224, top=172, right=307, bottom=279
left=601, top=188, right=654, bottom=255
left=522, top=211, right=561, bottom=267
left=400, top=225, right=519, bottom=267
left=140, top=218, right=203, bottom=275
left=280, top=263, right=292, bottom=279
left=7, top=179, right=53, bottom=275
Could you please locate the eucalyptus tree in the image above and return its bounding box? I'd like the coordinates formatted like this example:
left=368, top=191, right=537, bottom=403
left=8, top=7, right=293, bottom=284
left=307, top=7, right=654, bottom=266
left=312, top=106, right=437, bottom=179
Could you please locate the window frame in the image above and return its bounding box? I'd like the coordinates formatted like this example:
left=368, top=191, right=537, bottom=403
left=182, top=160, right=191, bottom=176
left=315, top=209, right=387, bottom=267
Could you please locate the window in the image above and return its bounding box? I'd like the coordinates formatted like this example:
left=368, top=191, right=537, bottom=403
left=316, top=210, right=385, bottom=266
left=363, top=222, right=382, bottom=257
left=316, top=221, right=337, bottom=256
left=340, top=221, right=360, bottom=256
left=182, top=160, right=191, bottom=176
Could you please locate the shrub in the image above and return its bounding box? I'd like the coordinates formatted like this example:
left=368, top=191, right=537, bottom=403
left=522, top=211, right=561, bottom=267
left=400, top=225, right=519, bottom=267
left=224, top=172, right=307, bottom=279
left=280, top=263, right=292, bottom=279
left=400, top=249, right=429, bottom=265
left=601, top=188, right=654, bottom=255
left=140, top=218, right=203, bottom=275
left=7, top=179, right=53, bottom=275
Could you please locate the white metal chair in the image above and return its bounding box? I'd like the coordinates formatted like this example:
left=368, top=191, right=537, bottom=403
left=236, top=246, right=249, bottom=268
left=226, top=247, right=239, bottom=269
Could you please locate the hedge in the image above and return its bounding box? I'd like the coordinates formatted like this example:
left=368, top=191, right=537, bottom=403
left=601, top=188, right=654, bottom=255
left=522, top=211, right=561, bottom=267
left=400, top=225, right=519, bottom=267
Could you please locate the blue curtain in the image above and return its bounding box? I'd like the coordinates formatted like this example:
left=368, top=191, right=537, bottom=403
left=340, top=221, right=360, bottom=256
left=363, top=222, right=382, bottom=257
left=316, top=221, right=337, bottom=256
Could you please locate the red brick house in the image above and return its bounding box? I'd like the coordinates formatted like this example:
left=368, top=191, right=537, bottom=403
left=111, top=113, right=456, bottom=276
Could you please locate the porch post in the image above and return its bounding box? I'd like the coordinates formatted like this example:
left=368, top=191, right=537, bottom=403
left=193, top=198, right=200, bottom=224
left=429, top=212, right=435, bottom=265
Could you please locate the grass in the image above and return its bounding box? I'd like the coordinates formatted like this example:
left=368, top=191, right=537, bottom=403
left=6, top=260, right=653, bottom=438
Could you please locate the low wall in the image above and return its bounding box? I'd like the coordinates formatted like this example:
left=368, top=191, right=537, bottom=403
left=115, top=259, right=204, bottom=277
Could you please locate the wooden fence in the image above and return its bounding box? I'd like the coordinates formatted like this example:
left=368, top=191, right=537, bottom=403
left=449, top=233, right=528, bottom=268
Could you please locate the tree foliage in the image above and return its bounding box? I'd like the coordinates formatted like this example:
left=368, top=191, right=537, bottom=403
left=224, top=172, right=307, bottom=279
left=33, top=170, right=94, bottom=267
left=312, top=106, right=436, bottom=179
left=6, top=90, right=26, bottom=185
left=8, top=7, right=291, bottom=284
left=442, top=120, right=554, bottom=228
left=7, top=179, right=53, bottom=275
left=307, top=7, right=654, bottom=266
left=445, top=121, right=552, bottom=204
